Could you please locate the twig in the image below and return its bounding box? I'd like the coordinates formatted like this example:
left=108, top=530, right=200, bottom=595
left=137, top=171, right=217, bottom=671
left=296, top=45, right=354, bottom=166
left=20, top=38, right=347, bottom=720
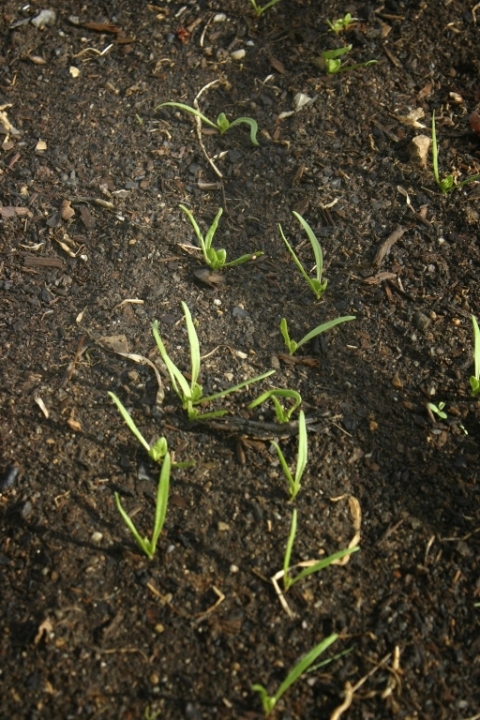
left=193, top=80, right=224, bottom=179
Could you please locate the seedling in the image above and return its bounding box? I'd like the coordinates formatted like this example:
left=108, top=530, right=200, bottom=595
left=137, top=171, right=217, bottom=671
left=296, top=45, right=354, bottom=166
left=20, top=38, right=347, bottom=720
left=114, top=451, right=171, bottom=560
left=318, top=45, right=377, bottom=74
left=427, top=401, right=447, bottom=421
left=248, top=0, right=283, bottom=17
left=327, top=13, right=357, bottom=33
left=156, top=102, right=259, bottom=146
left=279, top=315, right=355, bottom=355
left=278, top=212, right=327, bottom=299
left=281, top=509, right=359, bottom=591
left=108, top=393, right=194, bottom=467
left=272, top=410, right=307, bottom=499
left=248, top=388, right=301, bottom=423
left=152, top=302, right=275, bottom=420
left=180, top=205, right=264, bottom=270
left=252, top=634, right=338, bottom=715
left=432, top=111, right=480, bottom=193
left=469, top=314, right=480, bottom=396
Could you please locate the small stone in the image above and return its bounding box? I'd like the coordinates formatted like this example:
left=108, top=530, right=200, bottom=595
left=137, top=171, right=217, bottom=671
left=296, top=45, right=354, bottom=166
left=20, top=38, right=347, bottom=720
left=231, top=49, right=246, bottom=60
left=31, top=9, right=56, bottom=28
left=412, top=311, right=431, bottom=331
left=218, top=521, right=230, bottom=532
left=408, top=135, right=431, bottom=168
left=91, top=532, right=103, bottom=543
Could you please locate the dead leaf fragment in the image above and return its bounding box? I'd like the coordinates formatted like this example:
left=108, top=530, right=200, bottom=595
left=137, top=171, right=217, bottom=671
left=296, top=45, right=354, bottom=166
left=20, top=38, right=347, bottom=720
left=34, top=619, right=54, bottom=645
left=98, top=335, right=130, bottom=354
left=0, top=206, right=33, bottom=219
left=269, top=56, right=285, bottom=74
left=469, top=110, right=480, bottom=137
left=78, top=205, right=95, bottom=229
left=408, top=135, right=431, bottom=168
left=395, top=108, right=426, bottom=129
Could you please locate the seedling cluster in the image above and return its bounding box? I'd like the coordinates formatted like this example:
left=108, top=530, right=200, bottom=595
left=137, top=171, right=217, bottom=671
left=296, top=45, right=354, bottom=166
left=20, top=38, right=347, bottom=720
left=101, top=8, right=477, bottom=716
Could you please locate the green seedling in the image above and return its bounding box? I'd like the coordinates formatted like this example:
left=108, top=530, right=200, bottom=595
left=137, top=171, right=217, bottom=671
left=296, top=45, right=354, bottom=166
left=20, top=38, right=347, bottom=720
left=327, top=13, right=357, bottom=33
left=248, top=388, right=301, bottom=423
left=427, top=401, right=447, bottom=421
left=272, top=410, right=307, bottom=499
left=109, top=391, right=168, bottom=462
left=279, top=315, right=355, bottom=355
left=278, top=211, right=328, bottom=300
left=432, top=111, right=480, bottom=193
left=115, top=451, right=171, bottom=560
left=469, top=314, right=480, bottom=396
left=317, top=45, right=377, bottom=74
left=180, top=205, right=263, bottom=270
left=108, top=393, right=194, bottom=468
left=156, top=102, right=259, bottom=146
left=248, top=0, right=283, bottom=17
left=431, top=111, right=454, bottom=193
left=281, top=509, right=359, bottom=591
left=252, top=634, right=338, bottom=716
left=152, top=303, right=275, bottom=420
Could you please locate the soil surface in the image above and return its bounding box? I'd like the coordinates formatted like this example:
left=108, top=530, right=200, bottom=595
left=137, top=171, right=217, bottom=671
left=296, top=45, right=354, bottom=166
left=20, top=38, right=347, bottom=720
left=1, top=1, right=480, bottom=718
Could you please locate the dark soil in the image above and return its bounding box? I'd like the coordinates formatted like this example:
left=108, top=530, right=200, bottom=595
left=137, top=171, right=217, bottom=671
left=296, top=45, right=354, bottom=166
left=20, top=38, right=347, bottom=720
left=1, top=1, right=480, bottom=718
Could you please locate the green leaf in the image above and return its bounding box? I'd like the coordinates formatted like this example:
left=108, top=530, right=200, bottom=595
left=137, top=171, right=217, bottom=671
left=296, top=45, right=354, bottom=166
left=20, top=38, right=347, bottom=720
left=296, top=315, right=356, bottom=350
left=108, top=392, right=151, bottom=455
left=223, top=251, right=264, bottom=268
left=115, top=492, right=152, bottom=559
left=288, top=546, right=359, bottom=586
left=152, top=320, right=192, bottom=403
left=283, top=509, right=298, bottom=590
left=322, top=45, right=352, bottom=59
left=279, top=317, right=297, bottom=354
left=251, top=684, right=275, bottom=715
left=293, top=410, right=308, bottom=496
left=204, top=207, right=223, bottom=250
left=149, top=437, right=168, bottom=463
left=472, top=315, right=480, bottom=384
left=292, top=212, right=324, bottom=283
left=156, top=102, right=218, bottom=130
left=180, top=204, right=207, bottom=255
left=216, top=112, right=230, bottom=134
left=228, top=117, right=260, bottom=146
left=181, top=302, right=201, bottom=391
left=150, top=451, right=171, bottom=552
left=272, top=440, right=294, bottom=492
left=201, top=369, right=276, bottom=404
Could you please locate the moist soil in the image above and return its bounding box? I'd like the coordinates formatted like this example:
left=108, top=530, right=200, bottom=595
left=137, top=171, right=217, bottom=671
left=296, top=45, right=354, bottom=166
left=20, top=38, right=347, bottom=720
left=1, top=1, right=480, bottom=718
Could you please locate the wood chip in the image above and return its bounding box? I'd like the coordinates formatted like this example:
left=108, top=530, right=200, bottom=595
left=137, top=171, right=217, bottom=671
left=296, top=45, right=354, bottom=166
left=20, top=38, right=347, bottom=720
left=373, top=226, right=406, bottom=267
